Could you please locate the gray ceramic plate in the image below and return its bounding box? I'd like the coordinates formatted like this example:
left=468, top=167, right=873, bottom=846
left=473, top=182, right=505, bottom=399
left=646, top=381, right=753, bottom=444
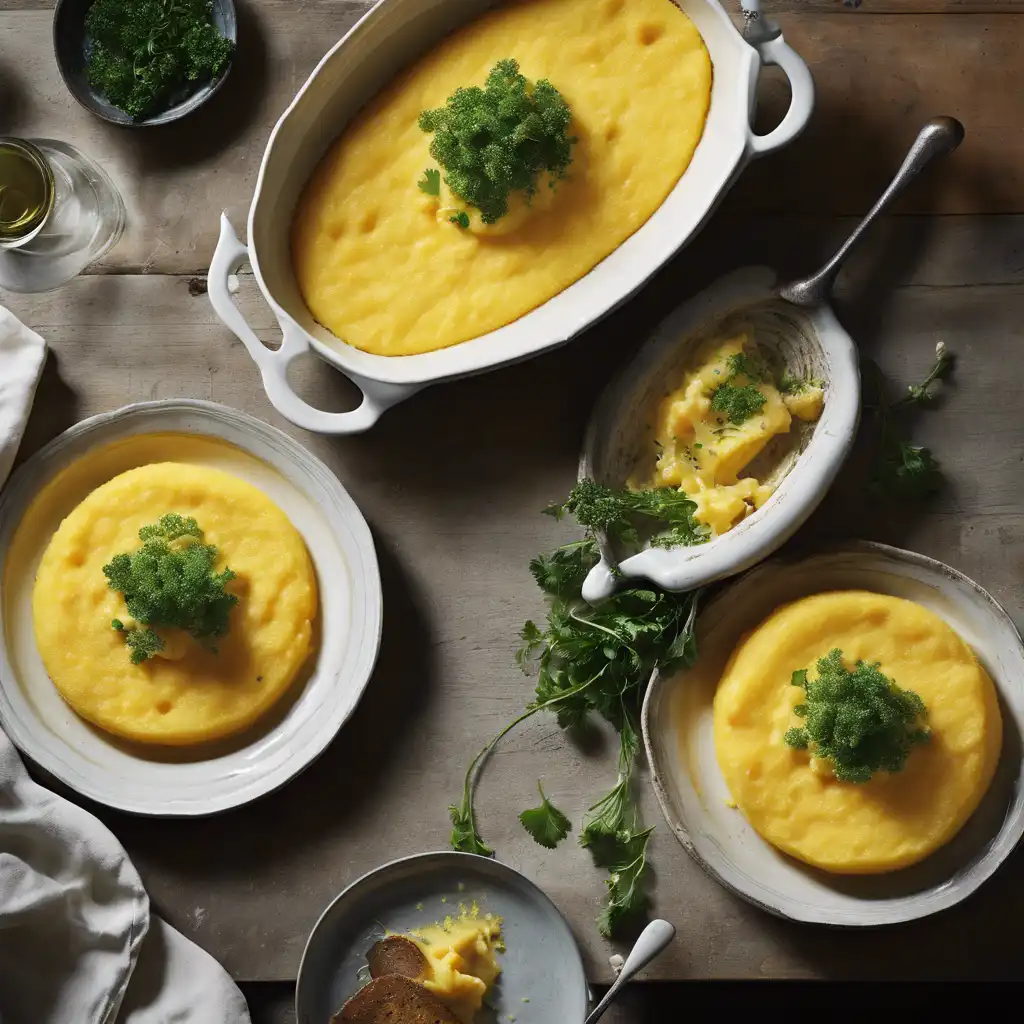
left=296, top=852, right=589, bottom=1024
left=643, top=542, right=1024, bottom=926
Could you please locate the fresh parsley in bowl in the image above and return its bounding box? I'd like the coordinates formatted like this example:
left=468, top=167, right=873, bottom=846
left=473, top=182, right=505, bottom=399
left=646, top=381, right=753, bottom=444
left=53, top=0, right=236, bottom=126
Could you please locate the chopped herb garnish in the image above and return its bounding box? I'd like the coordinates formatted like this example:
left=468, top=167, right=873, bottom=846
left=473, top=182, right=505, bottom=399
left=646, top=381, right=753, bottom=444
left=784, top=648, right=930, bottom=783
left=102, top=513, right=237, bottom=664
left=449, top=211, right=471, bottom=229
left=419, top=58, right=575, bottom=224
left=709, top=382, right=766, bottom=425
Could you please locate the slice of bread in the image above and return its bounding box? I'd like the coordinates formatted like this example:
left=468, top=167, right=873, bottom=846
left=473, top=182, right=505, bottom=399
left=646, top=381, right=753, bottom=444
left=331, top=974, right=461, bottom=1024
left=366, top=935, right=428, bottom=981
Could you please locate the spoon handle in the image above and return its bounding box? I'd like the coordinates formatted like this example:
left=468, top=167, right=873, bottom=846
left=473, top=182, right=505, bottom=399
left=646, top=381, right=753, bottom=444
left=582, top=919, right=676, bottom=1024
left=777, top=116, right=964, bottom=309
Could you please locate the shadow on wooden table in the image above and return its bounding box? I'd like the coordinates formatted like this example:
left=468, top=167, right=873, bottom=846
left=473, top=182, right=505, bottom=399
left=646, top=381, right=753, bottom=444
left=14, top=349, right=82, bottom=468
left=0, top=61, right=27, bottom=134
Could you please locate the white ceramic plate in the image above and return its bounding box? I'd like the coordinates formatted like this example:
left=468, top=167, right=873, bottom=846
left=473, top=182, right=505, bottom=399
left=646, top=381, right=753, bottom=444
left=0, top=400, right=382, bottom=816
left=642, top=542, right=1024, bottom=926
left=295, top=852, right=589, bottom=1024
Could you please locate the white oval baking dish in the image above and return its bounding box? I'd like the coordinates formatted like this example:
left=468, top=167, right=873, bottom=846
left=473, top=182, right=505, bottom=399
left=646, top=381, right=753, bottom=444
left=208, top=0, right=813, bottom=435
left=0, top=401, right=382, bottom=816
left=642, top=543, right=1024, bottom=926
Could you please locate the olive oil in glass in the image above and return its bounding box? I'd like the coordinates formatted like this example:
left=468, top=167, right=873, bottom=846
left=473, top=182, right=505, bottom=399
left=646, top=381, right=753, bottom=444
left=0, top=140, right=54, bottom=247
left=0, top=137, right=126, bottom=293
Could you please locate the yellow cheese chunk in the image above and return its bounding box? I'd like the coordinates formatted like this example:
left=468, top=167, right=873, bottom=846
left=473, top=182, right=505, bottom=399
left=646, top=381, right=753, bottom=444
left=713, top=591, right=1003, bottom=874
left=292, top=0, right=712, bottom=355
left=32, top=463, right=318, bottom=745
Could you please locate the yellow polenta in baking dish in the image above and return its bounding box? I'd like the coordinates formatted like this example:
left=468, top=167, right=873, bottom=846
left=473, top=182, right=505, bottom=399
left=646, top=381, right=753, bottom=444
left=30, top=462, right=317, bottom=745
left=292, top=0, right=713, bottom=356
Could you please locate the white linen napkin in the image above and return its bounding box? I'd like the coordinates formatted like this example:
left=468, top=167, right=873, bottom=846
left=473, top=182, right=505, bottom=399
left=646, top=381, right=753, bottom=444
left=0, top=306, right=251, bottom=1024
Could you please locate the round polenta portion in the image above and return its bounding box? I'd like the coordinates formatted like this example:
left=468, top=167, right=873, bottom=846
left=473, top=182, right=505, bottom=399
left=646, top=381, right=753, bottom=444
left=713, top=591, right=1002, bottom=874
left=32, top=463, right=318, bottom=745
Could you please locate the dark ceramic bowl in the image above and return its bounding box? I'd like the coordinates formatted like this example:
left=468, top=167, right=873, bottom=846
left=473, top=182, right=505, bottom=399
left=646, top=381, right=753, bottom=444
left=52, top=0, right=237, bottom=127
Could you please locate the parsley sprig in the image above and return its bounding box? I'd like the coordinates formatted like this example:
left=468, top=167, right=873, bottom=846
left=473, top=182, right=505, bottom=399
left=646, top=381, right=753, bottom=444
left=448, top=493, right=700, bottom=936
left=869, top=341, right=954, bottom=499
left=546, top=479, right=708, bottom=550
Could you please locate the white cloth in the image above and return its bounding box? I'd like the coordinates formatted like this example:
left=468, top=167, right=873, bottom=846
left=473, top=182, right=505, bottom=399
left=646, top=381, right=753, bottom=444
left=0, top=307, right=250, bottom=1024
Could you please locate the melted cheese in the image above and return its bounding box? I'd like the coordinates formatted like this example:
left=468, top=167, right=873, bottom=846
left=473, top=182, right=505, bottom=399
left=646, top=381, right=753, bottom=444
left=292, top=0, right=712, bottom=355
left=713, top=591, right=1003, bottom=874
left=408, top=911, right=502, bottom=1022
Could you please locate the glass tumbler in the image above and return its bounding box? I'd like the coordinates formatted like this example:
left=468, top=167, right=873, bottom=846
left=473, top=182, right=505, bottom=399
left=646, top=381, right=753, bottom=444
left=0, top=137, right=126, bottom=293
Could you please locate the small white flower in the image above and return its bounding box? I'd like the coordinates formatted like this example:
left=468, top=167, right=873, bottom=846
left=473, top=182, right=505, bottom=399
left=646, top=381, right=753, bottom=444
left=935, top=340, right=948, bottom=360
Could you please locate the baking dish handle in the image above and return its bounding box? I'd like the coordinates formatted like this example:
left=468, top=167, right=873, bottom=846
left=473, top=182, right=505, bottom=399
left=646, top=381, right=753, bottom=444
left=745, top=34, right=815, bottom=158
left=208, top=214, right=420, bottom=435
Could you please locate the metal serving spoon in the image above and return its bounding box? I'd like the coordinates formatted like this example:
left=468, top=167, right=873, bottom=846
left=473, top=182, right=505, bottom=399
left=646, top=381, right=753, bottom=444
left=582, top=919, right=676, bottom=1024
left=778, top=116, right=964, bottom=308
left=579, top=115, right=964, bottom=604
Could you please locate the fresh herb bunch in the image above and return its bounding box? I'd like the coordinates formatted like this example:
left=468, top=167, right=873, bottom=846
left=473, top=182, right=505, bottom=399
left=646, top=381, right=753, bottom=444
left=546, top=479, right=708, bottom=550
left=870, top=341, right=954, bottom=499
left=103, top=513, right=238, bottom=664
left=85, top=0, right=234, bottom=120
left=418, top=58, right=576, bottom=225
left=448, top=501, right=700, bottom=936
left=784, top=648, right=930, bottom=784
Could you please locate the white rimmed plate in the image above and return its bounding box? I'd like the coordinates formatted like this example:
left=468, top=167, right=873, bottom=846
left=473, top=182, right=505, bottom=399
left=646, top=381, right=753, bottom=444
left=295, top=852, right=589, bottom=1024
left=642, top=541, right=1024, bottom=926
left=0, top=400, right=382, bottom=816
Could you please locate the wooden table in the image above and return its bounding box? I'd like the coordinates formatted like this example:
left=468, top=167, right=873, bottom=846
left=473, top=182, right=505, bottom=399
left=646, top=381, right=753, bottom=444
left=3, top=0, right=1024, bottom=998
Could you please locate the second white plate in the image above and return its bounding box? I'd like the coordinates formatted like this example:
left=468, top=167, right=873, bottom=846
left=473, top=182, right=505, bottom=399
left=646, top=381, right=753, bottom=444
left=643, top=542, right=1024, bottom=926
left=0, top=400, right=382, bottom=816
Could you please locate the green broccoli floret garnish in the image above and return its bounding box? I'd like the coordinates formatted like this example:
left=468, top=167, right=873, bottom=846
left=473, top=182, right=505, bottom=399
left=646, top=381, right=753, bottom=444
left=85, top=0, right=234, bottom=120
left=103, top=513, right=238, bottom=665
left=784, top=648, right=930, bottom=783
left=418, top=58, right=576, bottom=224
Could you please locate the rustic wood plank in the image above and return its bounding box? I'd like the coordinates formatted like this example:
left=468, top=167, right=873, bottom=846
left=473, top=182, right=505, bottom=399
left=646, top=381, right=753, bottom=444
left=6, top=205, right=1024, bottom=980
left=1, top=4, right=1023, bottom=277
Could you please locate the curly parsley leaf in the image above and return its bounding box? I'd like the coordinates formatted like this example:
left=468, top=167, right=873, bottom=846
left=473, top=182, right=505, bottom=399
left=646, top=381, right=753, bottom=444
left=417, top=167, right=441, bottom=196
left=519, top=782, right=572, bottom=849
